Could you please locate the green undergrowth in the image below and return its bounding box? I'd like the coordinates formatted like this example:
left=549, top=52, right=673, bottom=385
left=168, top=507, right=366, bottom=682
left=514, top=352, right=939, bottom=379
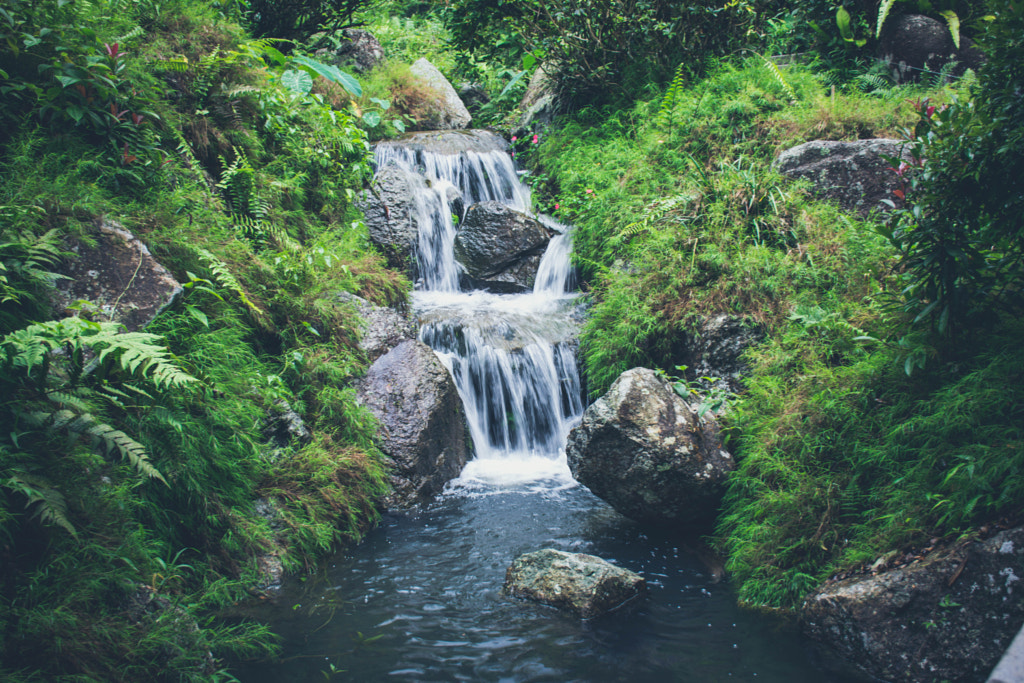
left=534, top=56, right=1022, bottom=610
left=539, top=58, right=940, bottom=395
left=0, top=0, right=405, bottom=678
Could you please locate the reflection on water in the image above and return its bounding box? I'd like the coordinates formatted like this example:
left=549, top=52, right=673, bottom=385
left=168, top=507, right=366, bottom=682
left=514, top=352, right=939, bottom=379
left=230, top=480, right=839, bottom=683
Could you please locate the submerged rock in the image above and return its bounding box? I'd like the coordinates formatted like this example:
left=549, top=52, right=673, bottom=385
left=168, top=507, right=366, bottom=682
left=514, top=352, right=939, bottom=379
left=52, top=219, right=182, bottom=331
left=454, top=201, right=551, bottom=293
left=504, top=549, right=645, bottom=618
left=409, top=58, right=472, bottom=130
left=801, top=525, right=1024, bottom=682
left=566, top=368, right=734, bottom=527
left=357, top=340, right=469, bottom=507
left=776, top=138, right=912, bottom=216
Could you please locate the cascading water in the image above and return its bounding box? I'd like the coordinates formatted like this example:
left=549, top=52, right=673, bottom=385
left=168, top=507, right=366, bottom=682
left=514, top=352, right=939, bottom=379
left=229, top=133, right=836, bottom=683
left=377, top=134, right=584, bottom=482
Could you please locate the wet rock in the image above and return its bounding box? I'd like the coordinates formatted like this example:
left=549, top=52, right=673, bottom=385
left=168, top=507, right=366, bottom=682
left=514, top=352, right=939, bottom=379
left=454, top=202, right=551, bottom=293
left=409, top=58, right=471, bottom=130
left=52, top=220, right=182, bottom=331
left=504, top=548, right=645, bottom=618
left=375, top=129, right=509, bottom=157
left=878, top=14, right=973, bottom=84
left=776, top=139, right=913, bottom=216
left=337, top=292, right=415, bottom=363
left=325, top=29, right=384, bottom=73
left=261, top=399, right=312, bottom=450
left=566, top=368, right=734, bottom=527
left=252, top=497, right=288, bottom=590
left=801, top=525, right=1024, bottom=682
left=357, top=340, right=470, bottom=507
left=680, top=315, right=764, bottom=394
left=518, top=66, right=558, bottom=134
left=356, top=162, right=425, bottom=274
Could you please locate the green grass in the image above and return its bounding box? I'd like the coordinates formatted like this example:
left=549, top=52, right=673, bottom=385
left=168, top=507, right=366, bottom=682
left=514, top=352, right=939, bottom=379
left=533, top=56, right=1021, bottom=610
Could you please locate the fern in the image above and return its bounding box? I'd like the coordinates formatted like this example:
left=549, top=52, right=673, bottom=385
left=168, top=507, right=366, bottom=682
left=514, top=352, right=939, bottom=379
left=876, top=0, right=897, bottom=38
left=658, top=63, right=687, bottom=125
left=195, top=248, right=263, bottom=316
left=759, top=54, right=797, bottom=104
left=4, top=471, right=77, bottom=535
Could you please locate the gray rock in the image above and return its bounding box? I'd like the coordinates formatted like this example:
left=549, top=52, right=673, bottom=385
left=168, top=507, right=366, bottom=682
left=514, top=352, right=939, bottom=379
left=375, top=129, right=509, bottom=157
left=337, top=291, right=415, bottom=363
left=682, top=315, right=764, bottom=394
left=504, top=548, right=646, bottom=618
left=261, top=399, right=312, bottom=449
left=454, top=202, right=551, bottom=293
left=409, top=58, right=471, bottom=130
left=355, top=162, right=424, bottom=273
left=802, top=526, right=1024, bottom=683
left=518, top=66, right=558, bottom=133
left=357, top=340, right=469, bottom=507
left=566, top=368, right=734, bottom=527
left=776, top=138, right=912, bottom=216
left=319, top=28, right=384, bottom=73
left=52, top=220, right=182, bottom=331
left=878, top=14, right=961, bottom=84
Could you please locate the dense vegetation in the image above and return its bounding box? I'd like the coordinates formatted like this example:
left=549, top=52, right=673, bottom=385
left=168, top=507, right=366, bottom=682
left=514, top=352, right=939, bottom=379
left=0, top=0, right=1021, bottom=678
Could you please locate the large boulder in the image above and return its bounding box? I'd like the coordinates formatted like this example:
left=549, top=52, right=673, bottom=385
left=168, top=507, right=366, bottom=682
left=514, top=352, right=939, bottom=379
left=878, top=14, right=979, bottom=84
left=504, top=549, right=646, bottom=618
left=337, top=292, right=415, bottom=363
left=317, top=29, right=384, bottom=73
left=776, top=138, right=912, bottom=216
left=52, top=220, right=182, bottom=331
left=409, top=58, right=471, bottom=130
left=355, top=162, right=425, bottom=273
left=801, top=525, right=1024, bottom=682
left=357, top=340, right=469, bottom=507
left=454, top=201, right=552, bottom=293
left=566, top=368, right=734, bottom=527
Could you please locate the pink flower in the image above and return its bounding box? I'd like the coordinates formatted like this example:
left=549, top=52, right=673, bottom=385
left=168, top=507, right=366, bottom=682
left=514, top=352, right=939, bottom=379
left=554, top=203, right=560, bottom=210
left=532, top=134, right=539, bottom=144
left=511, top=136, right=517, bottom=143
left=585, top=188, right=593, bottom=194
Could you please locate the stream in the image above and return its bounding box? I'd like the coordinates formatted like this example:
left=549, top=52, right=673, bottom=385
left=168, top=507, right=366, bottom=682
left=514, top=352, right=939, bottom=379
left=231, top=132, right=843, bottom=682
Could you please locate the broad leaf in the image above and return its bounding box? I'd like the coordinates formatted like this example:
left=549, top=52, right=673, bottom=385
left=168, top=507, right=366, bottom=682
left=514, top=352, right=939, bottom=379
left=281, top=69, right=312, bottom=95
left=289, top=55, right=362, bottom=97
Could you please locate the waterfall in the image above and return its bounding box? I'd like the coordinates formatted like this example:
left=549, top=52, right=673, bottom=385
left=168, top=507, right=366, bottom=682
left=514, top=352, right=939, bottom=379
left=375, top=135, right=583, bottom=484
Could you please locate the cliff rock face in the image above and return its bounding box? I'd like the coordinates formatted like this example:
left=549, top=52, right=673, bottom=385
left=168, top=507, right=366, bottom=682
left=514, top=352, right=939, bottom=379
left=776, top=138, right=912, bottom=216
left=504, top=549, right=646, bottom=618
left=357, top=340, right=469, bottom=507
left=802, top=526, right=1024, bottom=682
left=566, top=368, right=734, bottom=528
left=52, top=220, right=182, bottom=331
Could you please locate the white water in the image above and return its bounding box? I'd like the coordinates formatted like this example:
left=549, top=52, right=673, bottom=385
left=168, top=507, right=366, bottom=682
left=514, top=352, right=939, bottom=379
left=374, top=140, right=584, bottom=487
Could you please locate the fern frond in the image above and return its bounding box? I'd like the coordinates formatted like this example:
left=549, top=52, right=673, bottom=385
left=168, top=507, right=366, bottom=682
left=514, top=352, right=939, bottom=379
left=4, top=472, right=77, bottom=536
left=940, top=10, right=961, bottom=49
left=658, top=63, right=687, bottom=125
left=877, top=0, right=897, bottom=38
left=84, top=420, right=166, bottom=484
left=93, top=329, right=197, bottom=390
left=195, top=248, right=263, bottom=316
left=760, top=54, right=797, bottom=104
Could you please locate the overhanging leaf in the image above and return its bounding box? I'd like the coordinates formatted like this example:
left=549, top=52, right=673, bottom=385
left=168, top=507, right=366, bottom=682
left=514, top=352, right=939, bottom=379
left=289, top=55, right=362, bottom=97
left=281, top=69, right=312, bottom=96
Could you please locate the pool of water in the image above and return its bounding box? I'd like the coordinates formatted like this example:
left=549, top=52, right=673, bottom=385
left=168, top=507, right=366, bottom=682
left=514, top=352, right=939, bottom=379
left=229, top=473, right=844, bottom=682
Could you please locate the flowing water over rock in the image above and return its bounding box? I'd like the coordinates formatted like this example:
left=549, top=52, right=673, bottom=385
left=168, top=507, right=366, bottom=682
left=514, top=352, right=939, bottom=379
left=229, top=133, right=841, bottom=681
